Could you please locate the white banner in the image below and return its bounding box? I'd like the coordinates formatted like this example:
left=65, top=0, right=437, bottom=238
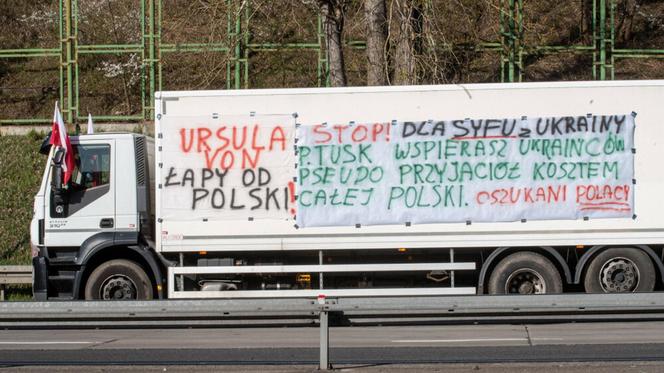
left=295, top=115, right=635, bottom=227
left=159, top=114, right=296, bottom=221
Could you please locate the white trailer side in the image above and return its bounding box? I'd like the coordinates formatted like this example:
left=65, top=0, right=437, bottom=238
left=154, top=80, right=664, bottom=298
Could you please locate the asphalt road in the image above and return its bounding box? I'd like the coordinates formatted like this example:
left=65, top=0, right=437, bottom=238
left=1, top=321, right=663, bottom=369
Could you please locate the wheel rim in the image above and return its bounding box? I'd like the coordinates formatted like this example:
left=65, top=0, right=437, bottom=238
left=100, top=274, right=138, bottom=300
left=599, top=257, right=640, bottom=293
left=505, top=268, right=546, bottom=294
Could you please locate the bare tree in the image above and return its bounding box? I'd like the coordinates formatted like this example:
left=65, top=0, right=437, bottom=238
left=364, top=0, right=388, bottom=85
left=392, top=0, right=424, bottom=85
left=316, top=0, right=349, bottom=87
left=617, top=0, right=638, bottom=43
left=581, top=0, right=593, bottom=35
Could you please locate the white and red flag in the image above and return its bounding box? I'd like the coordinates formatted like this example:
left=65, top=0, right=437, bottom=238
left=50, top=102, right=75, bottom=184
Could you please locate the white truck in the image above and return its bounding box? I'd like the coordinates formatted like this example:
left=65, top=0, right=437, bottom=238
left=30, top=80, right=664, bottom=300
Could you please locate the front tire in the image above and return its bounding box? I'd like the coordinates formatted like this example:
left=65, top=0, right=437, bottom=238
left=488, top=252, right=563, bottom=294
left=84, top=259, right=154, bottom=300
left=583, top=248, right=655, bottom=293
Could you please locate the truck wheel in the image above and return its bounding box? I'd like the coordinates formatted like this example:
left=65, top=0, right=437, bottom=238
left=583, top=248, right=655, bottom=293
left=488, top=252, right=562, bottom=294
left=84, top=259, right=153, bottom=300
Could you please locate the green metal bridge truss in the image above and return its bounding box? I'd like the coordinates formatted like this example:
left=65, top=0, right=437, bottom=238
left=1, top=0, right=663, bottom=126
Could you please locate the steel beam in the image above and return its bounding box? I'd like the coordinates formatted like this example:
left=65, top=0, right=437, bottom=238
left=1, top=293, right=663, bottom=323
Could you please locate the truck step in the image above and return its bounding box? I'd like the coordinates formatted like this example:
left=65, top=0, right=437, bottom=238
left=47, top=275, right=75, bottom=281
left=48, top=294, right=75, bottom=300
left=47, top=258, right=77, bottom=265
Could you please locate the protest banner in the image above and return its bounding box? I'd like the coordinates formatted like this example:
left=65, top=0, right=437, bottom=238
left=295, top=115, right=635, bottom=227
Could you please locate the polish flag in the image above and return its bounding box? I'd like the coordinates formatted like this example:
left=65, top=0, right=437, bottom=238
left=50, top=102, right=75, bottom=184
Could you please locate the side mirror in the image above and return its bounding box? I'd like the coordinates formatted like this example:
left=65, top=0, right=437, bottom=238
left=50, top=163, right=63, bottom=191
left=52, top=147, right=65, bottom=165
left=50, top=148, right=66, bottom=216
left=50, top=147, right=65, bottom=191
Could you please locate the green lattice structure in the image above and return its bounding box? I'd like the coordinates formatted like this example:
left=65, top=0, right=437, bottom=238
left=0, top=0, right=663, bottom=127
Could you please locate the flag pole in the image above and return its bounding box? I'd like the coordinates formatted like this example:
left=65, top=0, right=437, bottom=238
left=87, top=113, right=94, bottom=135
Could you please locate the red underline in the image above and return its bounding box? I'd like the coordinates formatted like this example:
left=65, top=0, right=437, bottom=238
left=452, top=135, right=517, bottom=140
left=579, top=202, right=630, bottom=207
left=580, top=206, right=631, bottom=212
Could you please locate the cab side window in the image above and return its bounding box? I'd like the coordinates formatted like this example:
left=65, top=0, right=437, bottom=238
left=69, top=145, right=111, bottom=191
left=50, top=144, right=112, bottom=218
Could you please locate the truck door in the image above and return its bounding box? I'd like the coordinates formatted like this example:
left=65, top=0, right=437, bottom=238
left=44, top=141, right=116, bottom=248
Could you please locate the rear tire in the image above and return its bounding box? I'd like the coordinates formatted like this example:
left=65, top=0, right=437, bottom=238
left=84, top=259, right=153, bottom=300
left=488, top=252, right=563, bottom=295
left=583, top=248, right=655, bottom=293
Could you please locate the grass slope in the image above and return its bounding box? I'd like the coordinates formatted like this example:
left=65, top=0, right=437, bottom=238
left=0, top=132, right=47, bottom=265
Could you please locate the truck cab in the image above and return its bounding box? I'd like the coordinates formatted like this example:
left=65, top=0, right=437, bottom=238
left=30, top=133, right=162, bottom=300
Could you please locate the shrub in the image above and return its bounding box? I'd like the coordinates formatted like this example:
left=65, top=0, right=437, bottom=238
left=0, top=132, right=47, bottom=265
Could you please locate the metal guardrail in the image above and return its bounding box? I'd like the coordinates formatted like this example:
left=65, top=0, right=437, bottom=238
left=0, top=266, right=662, bottom=368
left=3, top=293, right=664, bottom=324
left=1, top=293, right=664, bottom=369
left=0, top=266, right=32, bottom=301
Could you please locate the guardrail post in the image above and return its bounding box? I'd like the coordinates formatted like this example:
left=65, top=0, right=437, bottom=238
left=318, top=295, right=330, bottom=370
left=319, top=309, right=329, bottom=370
left=0, top=285, right=4, bottom=301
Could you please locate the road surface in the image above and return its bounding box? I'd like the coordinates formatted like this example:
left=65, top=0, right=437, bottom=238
left=0, top=321, right=663, bottom=370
